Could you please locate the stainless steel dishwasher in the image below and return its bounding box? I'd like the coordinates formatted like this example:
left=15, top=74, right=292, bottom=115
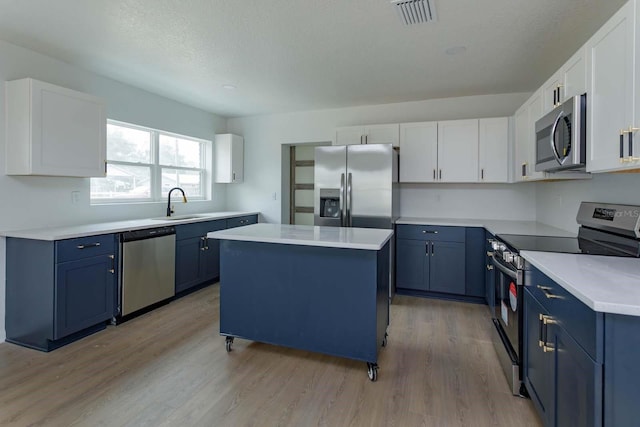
left=120, top=226, right=176, bottom=317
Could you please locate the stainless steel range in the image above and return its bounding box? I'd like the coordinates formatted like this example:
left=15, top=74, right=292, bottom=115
left=489, top=202, right=640, bottom=396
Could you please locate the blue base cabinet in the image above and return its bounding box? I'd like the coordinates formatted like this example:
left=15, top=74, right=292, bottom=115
left=485, top=231, right=496, bottom=312
left=396, top=225, right=487, bottom=301
left=6, top=234, right=117, bottom=352
left=524, top=265, right=612, bottom=427
left=175, top=215, right=258, bottom=294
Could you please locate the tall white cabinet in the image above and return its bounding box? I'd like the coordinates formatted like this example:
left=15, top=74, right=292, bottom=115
left=586, top=0, right=637, bottom=172
left=214, top=134, right=244, bottom=183
left=5, top=78, right=106, bottom=177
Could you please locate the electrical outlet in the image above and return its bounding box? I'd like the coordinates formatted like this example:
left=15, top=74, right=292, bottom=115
left=71, top=191, right=80, bottom=204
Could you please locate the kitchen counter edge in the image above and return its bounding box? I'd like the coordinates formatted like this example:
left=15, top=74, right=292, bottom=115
left=521, top=250, right=640, bottom=316
left=209, top=223, right=393, bottom=250
left=396, top=217, right=575, bottom=237
left=0, top=211, right=260, bottom=241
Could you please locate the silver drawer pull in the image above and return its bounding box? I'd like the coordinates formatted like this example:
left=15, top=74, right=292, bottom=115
left=537, top=285, right=564, bottom=300
left=421, top=230, right=438, bottom=234
left=77, top=242, right=101, bottom=249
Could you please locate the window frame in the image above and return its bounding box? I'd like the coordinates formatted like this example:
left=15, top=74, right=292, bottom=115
left=91, top=120, right=211, bottom=204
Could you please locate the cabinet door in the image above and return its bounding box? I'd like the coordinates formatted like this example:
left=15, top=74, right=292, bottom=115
left=55, top=255, right=115, bottom=338
left=399, top=122, right=438, bottom=182
left=478, top=117, right=509, bottom=183
left=552, top=325, right=602, bottom=427
left=523, top=291, right=552, bottom=425
left=464, top=228, right=486, bottom=298
left=396, top=239, right=428, bottom=291
left=335, top=126, right=365, bottom=145
left=365, top=124, right=399, bottom=147
left=200, top=237, right=220, bottom=283
left=429, top=241, right=465, bottom=295
left=514, top=104, right=529, bottom=182
left=175, top=237, right=204, bottom=293
left=562, top=47, right=587, bottom=102
left=437, top=119, right=479, bottom=182
left=6, top=78, right=106, bottom=177
left=214, top=134, right=244, bottom=183
left=586, top=1, right=635, bottom=172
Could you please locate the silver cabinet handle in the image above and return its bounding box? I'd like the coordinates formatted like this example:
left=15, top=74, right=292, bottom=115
left=77, top=242, right=101, bottom=249
left=108, top=254, right=115, bottom=273
left=431, top=242, right=435, bottom=256
left=232, top=172, right=236, bottom=181
left=486, top=265, right=494, bottom=271
left=200, top=236, right=207, bottom=251
left=421, top=230, right=438, bottom=234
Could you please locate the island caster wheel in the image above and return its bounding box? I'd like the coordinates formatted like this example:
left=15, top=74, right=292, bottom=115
left=382, top=333, right=388, bottom=348
left=367, top=363, right=378, bottom=382
left=225, top=336, right=234, bottom=352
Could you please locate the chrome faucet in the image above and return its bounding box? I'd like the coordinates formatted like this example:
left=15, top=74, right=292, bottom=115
left=167, top=187, right=187, bottom=217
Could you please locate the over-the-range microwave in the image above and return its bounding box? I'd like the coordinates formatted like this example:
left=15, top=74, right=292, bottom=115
left=535, top=94, right=587, bottom=172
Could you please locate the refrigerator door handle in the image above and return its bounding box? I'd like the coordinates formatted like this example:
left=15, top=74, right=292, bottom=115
left=340, top=173, right=345, bottom=226
left=347, top=172, right=353, bottom=227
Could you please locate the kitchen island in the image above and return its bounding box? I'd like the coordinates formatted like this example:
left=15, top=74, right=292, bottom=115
left=208, top=223, right=393, bottom=381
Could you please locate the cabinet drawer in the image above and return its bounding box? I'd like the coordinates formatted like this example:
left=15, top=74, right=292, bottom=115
left=227, top=215, right=258, bottom=229
left=526, top=267, right=602, bottom=361
left=176, top=220, right=226, bottom=240
left=396, top=224, right=465, bottom=242
left=56, top=234, right=115, bottom=263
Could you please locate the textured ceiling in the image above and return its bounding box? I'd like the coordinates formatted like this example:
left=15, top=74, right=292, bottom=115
left=0, top=0, right=627, bottom=117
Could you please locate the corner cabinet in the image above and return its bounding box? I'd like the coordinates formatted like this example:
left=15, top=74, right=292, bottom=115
left=396, top=225, right=469, bottom=298
left=6, top=234, right=117, bottom=351
left=5, top=78, right=107, bottom=177
left=335, top=124, right=399, bottom=147
left=174, top=215, right=258, bottom=294
left=215, top=134, right=244, bottom=183
left=586, top=0, right=638, bottom=173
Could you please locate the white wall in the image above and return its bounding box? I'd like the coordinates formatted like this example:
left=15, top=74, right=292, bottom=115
left=536, top=174, right=640, bottom=233
left=0, top=40, right=227, bottom=342
left=226, top=93, right=533, bottom=224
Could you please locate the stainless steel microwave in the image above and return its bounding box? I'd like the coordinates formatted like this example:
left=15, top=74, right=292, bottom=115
left=534, top=94, right=586, bottom=172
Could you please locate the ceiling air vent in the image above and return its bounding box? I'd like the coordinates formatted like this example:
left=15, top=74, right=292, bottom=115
left=391, top=0, right=437, bottom=25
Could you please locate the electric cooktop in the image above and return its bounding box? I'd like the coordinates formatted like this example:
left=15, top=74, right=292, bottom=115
left=496, top=234, right=638, bottom=257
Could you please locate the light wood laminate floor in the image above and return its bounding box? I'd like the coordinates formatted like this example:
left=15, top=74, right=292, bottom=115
left=0, top=285, right=541, bottom=427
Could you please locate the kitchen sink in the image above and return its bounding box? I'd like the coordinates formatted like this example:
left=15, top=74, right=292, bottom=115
left=150, top=214, right=207, bottom=221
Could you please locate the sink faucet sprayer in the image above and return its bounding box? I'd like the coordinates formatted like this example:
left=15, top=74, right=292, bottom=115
left=167, top=187, right=187, bottom=217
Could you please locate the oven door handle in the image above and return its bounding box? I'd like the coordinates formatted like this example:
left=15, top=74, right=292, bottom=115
left=490, top=255, right=518, bottom=280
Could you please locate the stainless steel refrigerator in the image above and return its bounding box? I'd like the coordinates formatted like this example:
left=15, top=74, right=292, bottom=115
left=314, top=144, right=399, bottom=229
left=314, top=144, right=399, bottom=297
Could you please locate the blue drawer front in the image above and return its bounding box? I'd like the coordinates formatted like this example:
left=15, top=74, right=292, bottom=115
left=396, top=224, right=465, bottom=242
left=227, top=215, right=258, bottom=229
left=175, top=220, right=226, bottom=240
left=526, top=266, right=603, bottom=362
left=56, top=234, right=115, bottom=263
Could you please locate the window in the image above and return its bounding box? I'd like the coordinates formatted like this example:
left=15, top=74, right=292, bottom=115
left=91, top=121, right=210, bottom=203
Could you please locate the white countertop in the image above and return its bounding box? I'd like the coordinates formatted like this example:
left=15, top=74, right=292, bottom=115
left=397, top=217, right=575, bottom=237
left=208, top=223, right=393, bottom=250
left=521, top=250, right=640, bottom=316
left=0, top=211, right=259, bottom=241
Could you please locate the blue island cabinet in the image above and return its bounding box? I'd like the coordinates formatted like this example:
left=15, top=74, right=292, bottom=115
left=6, top=234, right=117, bottom=351
left=218, top=238, right=390, bottom=381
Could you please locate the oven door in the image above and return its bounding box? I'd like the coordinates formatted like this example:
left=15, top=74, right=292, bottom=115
left=491, top=255, right=521, bottom=359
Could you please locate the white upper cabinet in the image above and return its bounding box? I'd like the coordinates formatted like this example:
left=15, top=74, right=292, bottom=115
left=335, top=124, right=399, bottom=147
left=586, top=0, right=637, bottom=172
left=542, top=48, right=587, bottom=115
left=399, top=122, right=438, bottom=182
left=215, top=134, right=244, bottom=183
left=437, top=119, right=479, bottom=183
left=478, top=117, right=509, bottom=183
left=514, top=90, right=546, bottom=182
left=5, top=78, right=106, bottom=177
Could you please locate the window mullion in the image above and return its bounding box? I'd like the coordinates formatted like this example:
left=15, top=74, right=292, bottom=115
left=152, top=131, right=161, bottom=202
